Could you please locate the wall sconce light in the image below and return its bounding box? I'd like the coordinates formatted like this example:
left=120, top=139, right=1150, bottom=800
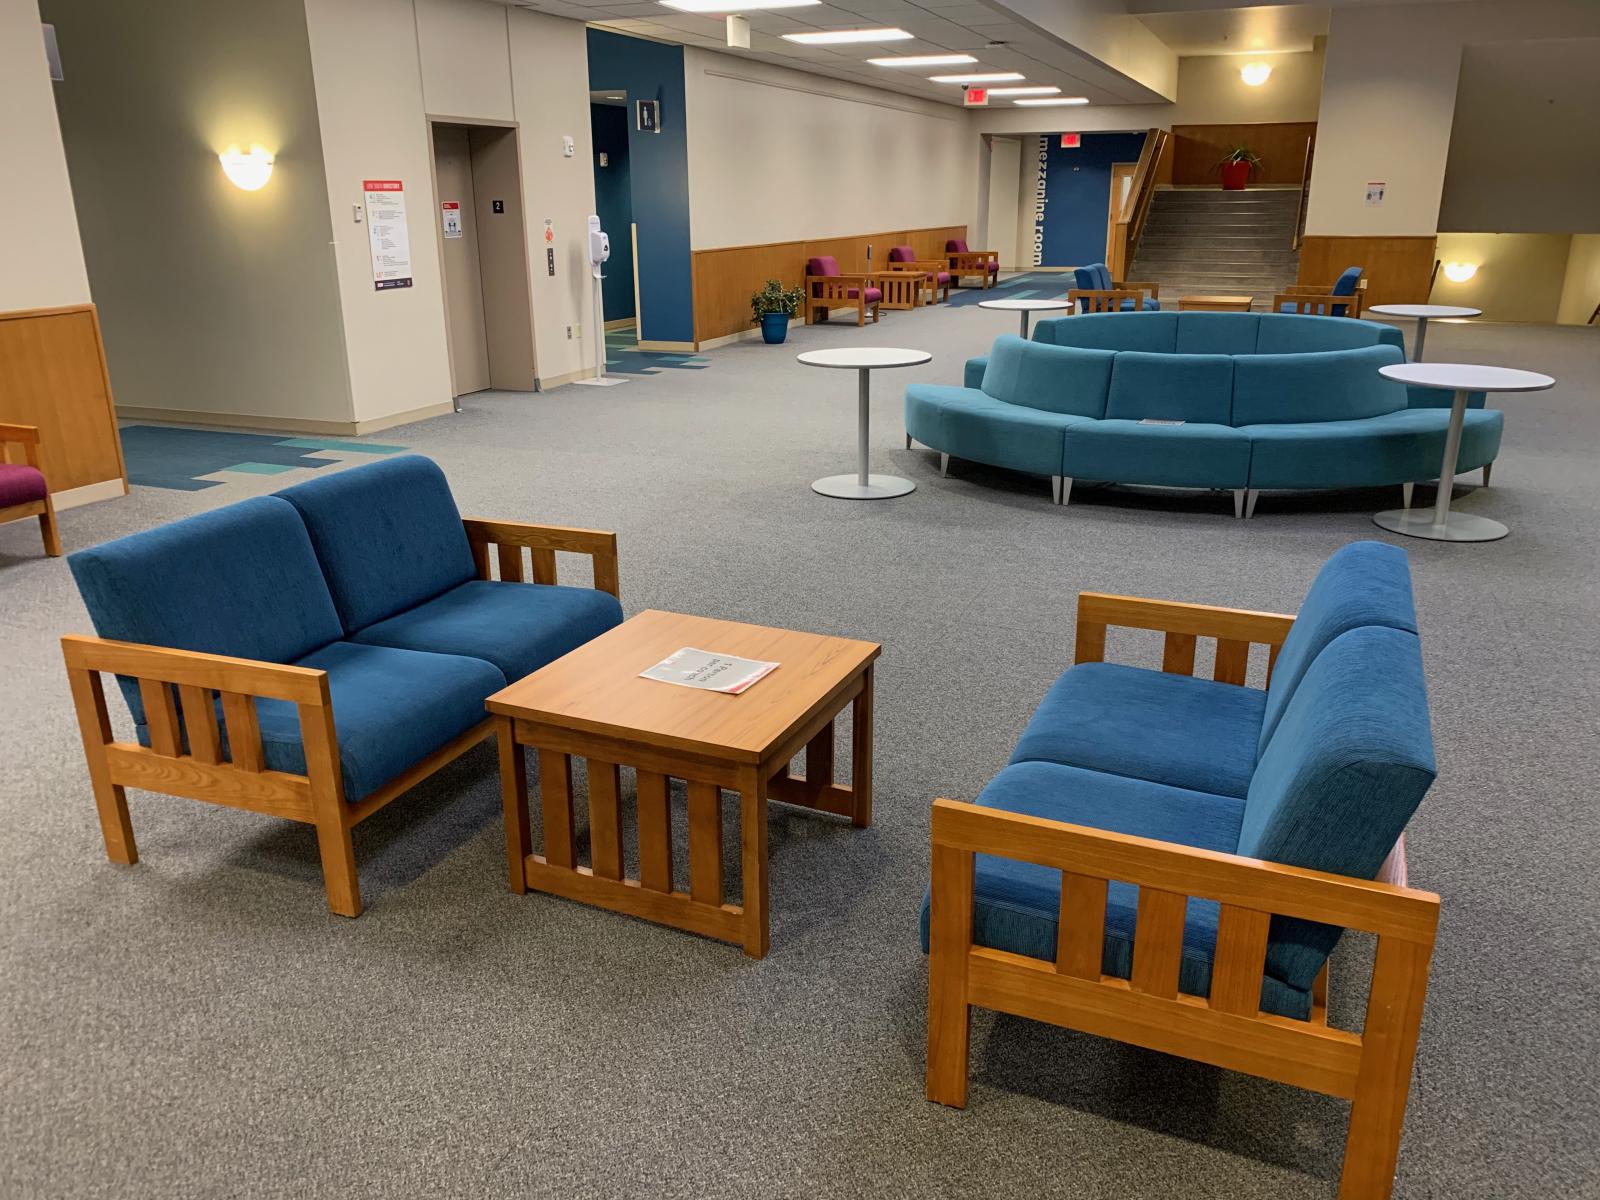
left=1240, top=62, right=1272, bottom=87
left=1442, top=261, right=1478, bottom=283
left=219, top=145, right=274, bottom=191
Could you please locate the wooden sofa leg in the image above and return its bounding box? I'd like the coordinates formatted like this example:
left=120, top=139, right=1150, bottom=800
left=926, top=842, right=974, bottom=1107
left=65, top=667, right=137, bottom=864
left=314, top=813, right=362, bottom=918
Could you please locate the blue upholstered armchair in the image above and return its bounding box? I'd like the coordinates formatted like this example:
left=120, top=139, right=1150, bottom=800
left=1069, top=262, right=1160, bottom=313
left=1277, top=265, right=1364, bottom=318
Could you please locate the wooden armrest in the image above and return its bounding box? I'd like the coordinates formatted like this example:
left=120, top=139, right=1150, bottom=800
left=931, top=798, right=1438, bottom=942
left=0, top=422, right=41, bottom=444
left=1116, top=280, right=1160, bottom=298
left=1076, top=592, right=1294, bottom=649
left=61, top=634, right=328, bottom=704
left=1284, top=284, right=1323, bottom=295
left=463, top=517, right=620, bottom=598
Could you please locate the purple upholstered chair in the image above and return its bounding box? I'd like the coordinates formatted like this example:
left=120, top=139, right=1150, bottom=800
left=0, top=423, right=62, bottom=557
left=888, top=245, right=951, bottom=305
left=805, top=255, right=882, bottom=326
left=946, top=239, right=1000, bottom=289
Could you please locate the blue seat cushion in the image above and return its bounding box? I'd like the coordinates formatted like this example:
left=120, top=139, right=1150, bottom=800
left=1243, top=408, right=1503, bottom=491
left=1011, top=662, right=1266, bottom=798
left=276, top=455, right=477, bottom=633
left=981, top=336, right=1115, bottom=418
left=353, top=580, right=623, bottom=683
left=904, top=385, right=1085, bottom=478
left=1035, top=312, right=1179, bottom=353
left=1231, top=346, right=1406, bottom=425
left=1117, top=297, right=1161, bottom=311
left=68, top=496, right=344, bottom=725
left=1241, top=627, right=1436, bottom=989
left=1064, top=420, right=1250, bottom=489
left=1106, top=351, right=1234, bottom=424
left=916, top=761, right=1314, bottom=1020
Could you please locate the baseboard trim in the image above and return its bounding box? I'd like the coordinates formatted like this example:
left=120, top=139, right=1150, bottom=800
left=604, top=317, right=635, bottom=331
left=695, top=327, right=765, bottom=351
left=636, top=339, right=698, bottom=353
left=116, top=401, right=456, bottom=438
left=52, top=477, right=128, bottom=511
left=352, top=402, right=455, bottom=435
left=537, top=367, right=592, bottom=390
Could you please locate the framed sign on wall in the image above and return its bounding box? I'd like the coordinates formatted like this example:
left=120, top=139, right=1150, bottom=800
left=637, top=99, right=660, bottom=134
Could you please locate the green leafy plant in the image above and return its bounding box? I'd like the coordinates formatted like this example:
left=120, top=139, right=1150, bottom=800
left=1216, top=145, right=1263, bottom=172
left=751, top=279, right=804, bottom=322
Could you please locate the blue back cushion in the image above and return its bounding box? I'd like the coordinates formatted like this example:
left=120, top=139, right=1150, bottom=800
left=1332, top=266, right=1362, bottom=296
left=1094, top=263, right=1113, bottom=290
left=68, top=496, right=343, bottom=722
left=1037, top=312, right=1179, bottom=353
left=980, top=335, right=1114, bottom=418
left=1175, top=313, right=1261, bottom=355
left=1254, top=313, right=1394, bottom=354
left=1260, top=540, right=1418, bottom=753
left=1231, top=345, right=1406, bottom=426
left=1106, top=352, right=1234, bottom=424
left=1239, top=626, right=1436, bottom=988
left=275, top=455, right=477, bottom=633
left=1072, top=266, right=1097, bottom=291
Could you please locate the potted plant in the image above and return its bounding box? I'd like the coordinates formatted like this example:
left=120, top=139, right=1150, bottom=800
left=751, top=279, right=804, bottom=344
left=1216, top=146, right=1262, bottom=190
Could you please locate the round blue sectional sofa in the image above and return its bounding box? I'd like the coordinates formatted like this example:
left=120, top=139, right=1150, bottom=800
left=904, top=311, right=1502, bottom=515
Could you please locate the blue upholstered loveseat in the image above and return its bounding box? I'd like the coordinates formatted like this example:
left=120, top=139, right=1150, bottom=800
left=923, top=542, right=1441, bottom=1195
left=906, top=311, right=1501, bottom=514
left=63, top=455, right=623, bottom=915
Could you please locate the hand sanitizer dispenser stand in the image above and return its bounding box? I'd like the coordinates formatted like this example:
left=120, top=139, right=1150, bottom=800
left=574, top=214, right=626, bottom=387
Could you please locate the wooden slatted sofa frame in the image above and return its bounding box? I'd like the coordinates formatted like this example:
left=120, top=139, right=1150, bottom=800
left=926, top=590, right=1440, bottom=1200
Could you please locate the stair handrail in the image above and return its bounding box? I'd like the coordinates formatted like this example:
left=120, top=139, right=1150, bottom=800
left=1292, top=134, right=1314, bottom=250
left=1111, top=128, right=1168, bottom=280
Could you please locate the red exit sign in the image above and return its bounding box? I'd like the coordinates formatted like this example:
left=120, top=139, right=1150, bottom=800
left=963, top=87, right=988, bottom=107
left=1060, top=133, right=1081, bottom=148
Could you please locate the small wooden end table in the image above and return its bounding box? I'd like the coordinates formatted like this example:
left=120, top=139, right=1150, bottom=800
left=488, top=610, right=881, bottom=958
left=1178, top=294, right=1254, bottom=312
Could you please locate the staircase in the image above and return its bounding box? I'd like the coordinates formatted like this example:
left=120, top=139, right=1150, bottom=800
left=1130, top=188, right=1301, bottom=310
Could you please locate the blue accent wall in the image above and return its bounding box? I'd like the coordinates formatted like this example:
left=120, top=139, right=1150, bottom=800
left=587, top=30, right=693, bottom=344
left=590, top=103, right=635, bottom=322
left=1034, top=132, right=1148, bottom=268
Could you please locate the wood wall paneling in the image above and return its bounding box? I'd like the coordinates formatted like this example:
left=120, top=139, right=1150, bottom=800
left=1171, top=123, right=1316, bottom=187
left=1298, top=236, right=1438, bottom=307
left=691, top=225, right=966, bottom=344
left=0, top=305, right=126, bottom=497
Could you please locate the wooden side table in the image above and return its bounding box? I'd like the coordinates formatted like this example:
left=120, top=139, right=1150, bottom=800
left=487, top=610, right=881, bottom=958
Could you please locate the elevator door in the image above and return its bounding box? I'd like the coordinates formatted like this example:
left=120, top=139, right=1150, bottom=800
left=433, top=125, right=491, bottom=397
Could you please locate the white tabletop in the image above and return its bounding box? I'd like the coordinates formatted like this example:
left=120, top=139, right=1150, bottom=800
left=977, top=299, right=1072, bottom=313
left=1368, top=304, right=1482, bottom=319
left=1379, top=362, right=1555, bottom=392
left=797, top=347, right=931, bottom=370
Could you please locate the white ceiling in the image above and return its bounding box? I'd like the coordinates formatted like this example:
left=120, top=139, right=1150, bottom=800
left=1134, top=4, right=1328, bottom=55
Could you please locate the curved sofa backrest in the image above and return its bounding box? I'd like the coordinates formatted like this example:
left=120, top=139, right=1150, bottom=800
left=1034, top=311, right=1404, bottom=357
left=981, top=335, right=1115, bottom=418
left=1254, top=312, right=1401, bottom=354
left=1232, top=345, right=1406, bottom=426
left=1037, top=312, right=1179, bottom=352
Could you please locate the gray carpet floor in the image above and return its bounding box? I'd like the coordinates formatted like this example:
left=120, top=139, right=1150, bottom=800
left=2, top=300, right=1596, bottom=1199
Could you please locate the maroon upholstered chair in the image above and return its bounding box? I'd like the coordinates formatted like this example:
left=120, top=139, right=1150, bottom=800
left=804, top=255, right=882, bottom=326
left=946, top=238, right=1000, bottom=289
left=887, top=245, right=951, bottom=305
left=0, top=423, right=62, bottom=557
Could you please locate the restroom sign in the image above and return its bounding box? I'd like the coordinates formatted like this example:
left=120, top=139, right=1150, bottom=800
left=441, top=201, right=462, bottom=238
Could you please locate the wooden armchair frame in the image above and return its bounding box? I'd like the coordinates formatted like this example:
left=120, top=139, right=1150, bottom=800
left=805, top=273, right=881, bottom=327
left=0, top=422, right=62, bottom=557
left=1069, top=279, right=1160, bottom=314
left=885, top=259, right=951, bottom=305
left=63, top=516, right=620, bottom=917
left=927, top=591, right=1439, bottom=1200
left=1276, top=282, right=1365, bottom=318
left=947, top=248, right=1000, bottom=289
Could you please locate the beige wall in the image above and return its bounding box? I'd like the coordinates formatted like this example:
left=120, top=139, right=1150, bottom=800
left=0, top=0, right=91, bottom=313
left=44, top=0, right=352, bottom=425
left=1557, top=235, right=1600, bottom=326
left=1432, top=233, right=1572, bottom=323
left=682, top=50, right=980, bottom=248
left=986, top=137, right=1022, bottom=272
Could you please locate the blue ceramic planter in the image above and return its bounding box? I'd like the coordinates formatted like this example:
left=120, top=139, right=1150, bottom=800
left=760, top=312, right=790, bottom=345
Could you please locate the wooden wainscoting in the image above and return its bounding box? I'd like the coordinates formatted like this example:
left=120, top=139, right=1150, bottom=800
left=1170, top=123, right=1316, bottom=187
left=1298, top=236, right=1438, bottom=308
left=691, top=225, right=967, bottom=345
left=0, top=305, right=127, bottom=508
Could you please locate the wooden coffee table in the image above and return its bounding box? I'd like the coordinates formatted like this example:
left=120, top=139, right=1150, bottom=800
left=487, top=610, right=881, bottom=958
left=1178, top=294, right=1254, bottom=312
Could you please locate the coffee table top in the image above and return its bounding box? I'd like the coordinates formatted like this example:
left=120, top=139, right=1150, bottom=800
left=486, top=610, right=881, bottom=764
left=977, top=298, right=1071, bottom=312
left=1181, top=294, right=1253, bottom=304
left=1368, top=304, right=1482, bottom=319
left=1378, top=362, right=1555, bottom=393
left=797, top=348, right=931, bottom=370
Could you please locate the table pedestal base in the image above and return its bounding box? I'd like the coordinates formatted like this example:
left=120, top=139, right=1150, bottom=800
left=1373, top=508, right=1508, bottom=542
left=812, top=473, right=916, bottom=500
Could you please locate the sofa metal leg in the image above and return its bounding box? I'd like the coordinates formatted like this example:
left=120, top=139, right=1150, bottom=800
left=939, top=452, right=950, bottom=478
left=1402, top=481, right=1414, bottom=510
left=1233, top=489, right=1245, bottom=519
left=926, top=842, right=974, bottom=1108
left=1244, top=489, right=1260, bottom=520
left=906, top=432, right=913, bottom=450
left=1053, top=475, right=1072, bottom=506
left=1481, top=462, right=1493, bottom=487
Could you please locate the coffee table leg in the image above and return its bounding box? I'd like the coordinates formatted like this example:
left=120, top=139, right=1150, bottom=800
left=497, top=717, right=529, bottom=894
left=740, top=766, right=770, bottom=959
left=851, top=665, right=875, bottom=828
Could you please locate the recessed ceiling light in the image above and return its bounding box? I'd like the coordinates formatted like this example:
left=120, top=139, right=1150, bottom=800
left=985, top=86, right=1060, bottom=97
left=782, top=28, right=912, bottom=45
left=928, top=72, right=1025, bottom=84
left=659, top=0, right=819, bottom=12
left=866, top=53, right=977, bottom=68
left=1013, top=97, right=1091, bottom=106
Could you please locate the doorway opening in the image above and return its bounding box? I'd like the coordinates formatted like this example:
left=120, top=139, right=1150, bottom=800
left=588, top=92, right=637, bottom=336
left=428, top=121, right=536, bottom=401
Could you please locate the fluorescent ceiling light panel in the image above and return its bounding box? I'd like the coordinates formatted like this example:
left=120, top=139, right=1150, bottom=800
left=984, top=86, right=1060, bottom=97
left=1013, top=97, right=1090, bottom=106
left=867, top=53, right=977, bottom=68
left=782, top=28, right=912, bottom=45
left=659, top=0, right=818, bottom=12
left=928, top=72, right=1025, bottom=83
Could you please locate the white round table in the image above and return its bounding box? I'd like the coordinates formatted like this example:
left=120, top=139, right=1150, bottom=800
left=1367, top=304, right=1481, bottom=362
left=977, top=298, right=1071, bottom=338
left=799, top=347, right=931, bottom=499
left=1372, top=362, right=1554, bottom=543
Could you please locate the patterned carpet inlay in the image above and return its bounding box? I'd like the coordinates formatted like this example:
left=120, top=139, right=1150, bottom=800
left=602, top=327, right=710, bottom=375
left=120, top=426, right=406, bottom=491
left=945, top=270, right=1072, bottom=307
